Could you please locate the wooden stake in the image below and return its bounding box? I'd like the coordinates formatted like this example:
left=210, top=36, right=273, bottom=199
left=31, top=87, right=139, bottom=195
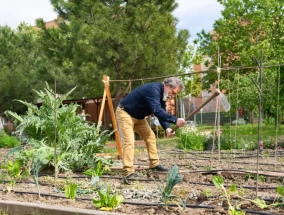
left=98, top=89, right=106, bottom=125
left=103, top=75, right=122, bottom=159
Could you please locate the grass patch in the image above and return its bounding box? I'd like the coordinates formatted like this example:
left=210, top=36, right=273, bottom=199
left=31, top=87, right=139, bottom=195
left=198, top=124, right=284, bottom=150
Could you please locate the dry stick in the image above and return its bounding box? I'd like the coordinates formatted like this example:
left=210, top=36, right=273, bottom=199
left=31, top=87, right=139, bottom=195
left=171, top=90, right=220, bottom=133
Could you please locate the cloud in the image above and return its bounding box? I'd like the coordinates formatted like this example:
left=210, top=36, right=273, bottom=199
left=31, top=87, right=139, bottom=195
left=174, top=0, right=224, bottom=40
left=0, top=0, right=57, bottom=29
left=0, top=0, right=223, bottom=41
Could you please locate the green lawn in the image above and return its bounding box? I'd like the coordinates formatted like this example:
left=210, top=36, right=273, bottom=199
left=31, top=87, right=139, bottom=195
left=198, top=124, right=284, bottom=140
left=197, top=124, right=284, bottom=149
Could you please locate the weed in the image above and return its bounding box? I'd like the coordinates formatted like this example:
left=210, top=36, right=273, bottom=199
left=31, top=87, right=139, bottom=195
left=187, top=163, right=192, bottom=169
left=200, top=188, right=212, bottom=198
left=133, top=178, right=144, bottom=190
left=237, top=187, right=248, bottom=197
left=203, top=165, right=213, bottom=171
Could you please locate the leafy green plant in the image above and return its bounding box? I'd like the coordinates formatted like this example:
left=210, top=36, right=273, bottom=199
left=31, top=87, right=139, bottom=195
left=212, top=176, right=284, bottom=212
left=33, top=162, right=42, bottom=196
left=5, top=83, right=113, bottom=176
left=83, top=160, right=110, bottom=177
left=176, top=128, right=206, bottom=150
left=92, top=186, right=124, bottom=211
left=2, top=159, right=28, bottom=192
left=5, top=160, right=24, bottom=180
left=212, top=176, right=245, bottom=215
left=64, top=182, right=78, bottom=200
left=157, top=165, right=185, bottom=210
left=0, top=131, right=20, bottom=148
left=277, top=185, right=284, bottom=197
left=244, top=174, right=265, bottom=182
left=275, top=185, right=284, bottom=205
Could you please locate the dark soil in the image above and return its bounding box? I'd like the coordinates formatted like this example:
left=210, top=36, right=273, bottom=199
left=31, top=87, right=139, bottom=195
left=1, top=144, right=284, bottom=215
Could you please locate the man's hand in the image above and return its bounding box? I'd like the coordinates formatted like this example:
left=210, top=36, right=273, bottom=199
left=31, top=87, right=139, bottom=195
left=166, top=128, right=175, bottom=138
left=176, top=118, right=186, bottom=127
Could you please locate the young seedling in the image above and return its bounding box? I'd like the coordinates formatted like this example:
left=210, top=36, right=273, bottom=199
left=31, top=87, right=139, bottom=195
left=133, top=178, right=144, bottom=190
left=212, top=176, right=245, bottom=215
left=156, top=165, right=185, bottom=210
left=203, top=165, right=213, bottom=171
left=64, top=181, right=78, bottom=200
left=200, top=188, right=212, bottom=198
left=244, top=174, right=265, bottom=182
left=3, top=159, right=28, bottom=193
left=213, top=176, right=274, bottom=211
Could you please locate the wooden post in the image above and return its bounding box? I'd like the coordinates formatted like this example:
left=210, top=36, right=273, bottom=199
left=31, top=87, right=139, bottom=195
left=98, top=89, right=106, bottom=125
left=103, top=75, right=122, bottom=159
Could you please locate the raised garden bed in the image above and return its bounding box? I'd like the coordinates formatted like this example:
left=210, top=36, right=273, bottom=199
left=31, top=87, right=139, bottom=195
left=1, top=145, right=284, bottom=215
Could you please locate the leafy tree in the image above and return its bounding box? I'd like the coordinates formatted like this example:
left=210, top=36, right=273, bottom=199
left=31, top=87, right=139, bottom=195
left=197, top=0, right=284, bottom=120
left=0, top=25, right=37, bottom=113
left=36, top=0, right=190, bottom=105
left=0, top=23, right=60, bottom=114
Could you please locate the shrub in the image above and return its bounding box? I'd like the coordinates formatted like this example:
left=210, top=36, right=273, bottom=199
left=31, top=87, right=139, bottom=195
left=262, top=136, right=284, bottom=150
left=176, top=127, right=206, bottom=150
left=204, top=125, right=255, bottom=150
left=5, top=83, right=113, bottom=175
left=0, top=131, right=20, bottom=148
left=264, top=117, right=275, bottom=125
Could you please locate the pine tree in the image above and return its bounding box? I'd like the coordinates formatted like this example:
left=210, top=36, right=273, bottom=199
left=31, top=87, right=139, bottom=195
left=37, top=0, right=189, bottom=104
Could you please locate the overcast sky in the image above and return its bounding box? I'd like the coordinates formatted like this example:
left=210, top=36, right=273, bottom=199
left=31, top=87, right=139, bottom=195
left=0, top=0, right=223, bottom=42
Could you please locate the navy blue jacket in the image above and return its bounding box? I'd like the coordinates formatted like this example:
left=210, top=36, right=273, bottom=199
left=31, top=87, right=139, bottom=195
left=119, top=82, right=177, bottom=130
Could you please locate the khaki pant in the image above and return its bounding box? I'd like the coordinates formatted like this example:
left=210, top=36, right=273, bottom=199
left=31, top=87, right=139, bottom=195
left=116, top=107, right=159, bottom=176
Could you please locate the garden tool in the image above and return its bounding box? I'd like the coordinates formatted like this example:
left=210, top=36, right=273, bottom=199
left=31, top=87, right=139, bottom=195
left=171, top=89, right=230, bottom=132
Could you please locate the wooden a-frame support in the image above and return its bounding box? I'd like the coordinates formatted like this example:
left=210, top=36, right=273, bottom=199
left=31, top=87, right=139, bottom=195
left=98, top=75, right=122, bottom=159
